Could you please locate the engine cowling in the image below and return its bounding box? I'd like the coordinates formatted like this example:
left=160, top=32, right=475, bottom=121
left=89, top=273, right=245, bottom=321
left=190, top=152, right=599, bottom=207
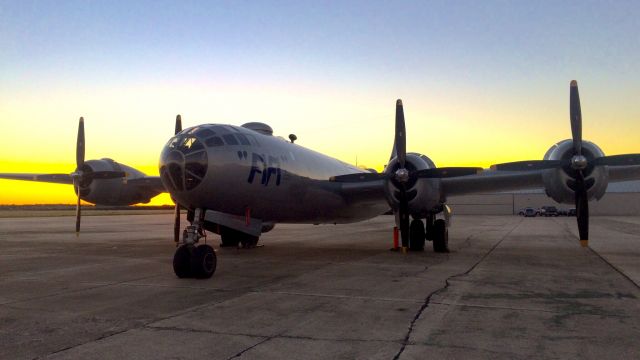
left=542, top=140, right=609, bottom=204
left=76, top=159, right=160, bottom=205
left=384, top=153, right=443, bottom=216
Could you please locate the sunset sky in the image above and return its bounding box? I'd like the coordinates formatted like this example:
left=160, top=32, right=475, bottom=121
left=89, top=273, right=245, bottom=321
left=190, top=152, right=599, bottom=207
left=1, top=1, right=639, bottom=205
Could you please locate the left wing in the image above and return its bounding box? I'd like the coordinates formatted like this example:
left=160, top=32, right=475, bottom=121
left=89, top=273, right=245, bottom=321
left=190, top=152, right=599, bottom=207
left=0, top=173, right=73, bottom=184
left=125, top=176, right=166, bottom=194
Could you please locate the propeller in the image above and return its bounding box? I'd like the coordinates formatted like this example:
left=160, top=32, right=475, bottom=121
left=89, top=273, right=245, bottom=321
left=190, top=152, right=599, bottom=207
left=70, top=117, right=126, bottom=235
left=173, top=115, right=182, bottom=244
left=331, top=100, right=482, bottom=251
left=490, top=81, right=640, bottom=247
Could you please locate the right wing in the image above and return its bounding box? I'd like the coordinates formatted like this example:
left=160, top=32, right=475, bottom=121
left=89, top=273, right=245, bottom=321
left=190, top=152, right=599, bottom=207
left=609, top=166, right=640, bottom=182
left=441, top=170, right=545, bottom=197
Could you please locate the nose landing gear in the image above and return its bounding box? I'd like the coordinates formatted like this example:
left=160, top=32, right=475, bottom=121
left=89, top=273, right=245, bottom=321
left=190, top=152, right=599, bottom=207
left=173, top=208, right=217, bottom=279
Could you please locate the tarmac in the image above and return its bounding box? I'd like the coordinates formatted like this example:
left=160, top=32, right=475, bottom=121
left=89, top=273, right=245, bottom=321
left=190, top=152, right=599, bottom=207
left=0, top=214, right=639, bottom=359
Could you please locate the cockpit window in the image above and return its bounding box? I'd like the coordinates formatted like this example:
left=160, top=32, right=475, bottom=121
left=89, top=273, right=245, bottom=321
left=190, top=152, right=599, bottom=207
left=235, top=133, right=250, bottom=145
left=178, top=137, right=204, bottom=154
left=223, top=134, right=239, bottom=145
left=195, top=128, right=215, bottom=138
left=187, top=127, right=199, bottom=134
left=205, top=136, right=223, bottom=147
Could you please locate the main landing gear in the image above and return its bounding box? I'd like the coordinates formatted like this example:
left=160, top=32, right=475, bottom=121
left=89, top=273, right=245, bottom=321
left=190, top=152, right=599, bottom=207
left=173, top=209, right=217, bottom=279
left=407, top=215, right=449, bottom=253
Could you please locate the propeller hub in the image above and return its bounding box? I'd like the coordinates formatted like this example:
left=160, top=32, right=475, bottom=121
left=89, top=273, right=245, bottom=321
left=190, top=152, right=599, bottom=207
left=394, top=168, right=410, bottom=183
left=571, top=155, right=588, bottom=170
left=70, top=170, right=83, bottom=180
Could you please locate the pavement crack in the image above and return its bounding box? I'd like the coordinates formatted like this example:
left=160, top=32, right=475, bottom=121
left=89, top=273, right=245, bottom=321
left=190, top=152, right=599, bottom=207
left=226, top=334, right=278, bottom=359
left=392, top=220, right=521, bottom=360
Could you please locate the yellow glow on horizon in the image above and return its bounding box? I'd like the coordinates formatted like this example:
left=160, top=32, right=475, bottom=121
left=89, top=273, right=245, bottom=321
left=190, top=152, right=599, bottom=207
left=2, top=81, right=639, bottom=205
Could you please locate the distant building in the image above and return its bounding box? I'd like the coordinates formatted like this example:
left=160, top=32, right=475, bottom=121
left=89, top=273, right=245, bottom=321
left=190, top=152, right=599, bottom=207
left=448, top=180, right=640, bottom=215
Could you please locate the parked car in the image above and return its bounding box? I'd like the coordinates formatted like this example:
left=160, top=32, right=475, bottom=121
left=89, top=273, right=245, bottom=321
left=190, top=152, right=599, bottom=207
left=520, top=207, right=537, bottom=217
left=540, top=206, right=559, bottom=217
left=567, top=208, right=576, bottom=216
left=557, top=208, right=568, bottom=216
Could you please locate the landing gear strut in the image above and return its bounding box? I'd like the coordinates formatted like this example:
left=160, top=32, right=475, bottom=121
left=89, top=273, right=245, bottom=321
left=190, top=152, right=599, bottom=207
left=173, top=208, right=217, bottom=279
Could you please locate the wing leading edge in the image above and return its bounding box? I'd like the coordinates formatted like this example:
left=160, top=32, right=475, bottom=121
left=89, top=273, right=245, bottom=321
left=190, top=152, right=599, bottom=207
left=0, top=173, right=74, bottom=185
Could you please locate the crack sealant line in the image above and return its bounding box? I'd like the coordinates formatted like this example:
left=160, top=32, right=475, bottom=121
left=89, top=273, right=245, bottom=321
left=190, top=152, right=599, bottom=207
left=429, top=300, right=561, bottom=314
left=588, top=247, right=640, bottom=290
left=392, top=218, right=522, bottom=360
left=39, top=289, right=242, bottom=358
left=553, top=218, right=640, bottom=291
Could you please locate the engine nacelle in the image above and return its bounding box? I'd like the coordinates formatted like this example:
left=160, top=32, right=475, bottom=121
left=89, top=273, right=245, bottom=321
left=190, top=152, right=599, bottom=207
left=384, top=153, right=443, bottom=216
left=542, top=140, right=609, bottom=204
left=77, top=159, right=161, bottom=205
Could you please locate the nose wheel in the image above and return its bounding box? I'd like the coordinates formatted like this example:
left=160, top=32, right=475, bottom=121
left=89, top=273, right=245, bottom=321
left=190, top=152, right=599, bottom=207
left=173, top=208, right=217, bottom=279
left=173, top=244, right=217, bottom=279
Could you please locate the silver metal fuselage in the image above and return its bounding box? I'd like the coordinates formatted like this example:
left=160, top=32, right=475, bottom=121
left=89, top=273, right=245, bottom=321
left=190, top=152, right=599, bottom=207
left=160, top=124, right=388, bottom=224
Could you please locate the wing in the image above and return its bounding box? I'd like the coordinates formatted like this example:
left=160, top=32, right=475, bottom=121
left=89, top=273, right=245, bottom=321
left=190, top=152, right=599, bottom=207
left=441, top=170, right=545, bottom=197
left=0, top=173, right=167, bottom=195
left=0, top=173, right=73, bottom=185
left=125, top=176, right=167, bottom=193
left=608, top=165, right=640, bottom=182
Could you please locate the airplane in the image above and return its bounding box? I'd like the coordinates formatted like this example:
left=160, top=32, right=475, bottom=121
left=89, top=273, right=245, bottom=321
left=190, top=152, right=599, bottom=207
left=2, top=81, right=640, bottom=279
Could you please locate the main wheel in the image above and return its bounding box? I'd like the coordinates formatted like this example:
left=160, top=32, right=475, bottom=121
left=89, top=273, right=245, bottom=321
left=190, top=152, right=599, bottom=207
left=432, top=219, right=449, bottom=253
left=173, top=244, right=193, bottom=278
left=409, top=219, right=425, bottom=251
left=191, top=244, right=217, bottom=279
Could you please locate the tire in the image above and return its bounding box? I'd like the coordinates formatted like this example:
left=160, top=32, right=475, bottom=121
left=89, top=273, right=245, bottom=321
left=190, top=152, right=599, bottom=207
left=409, top=219, right=425, bottom=251
left=191, top=244, right=217, bottom=279
left=173, top=244, right=193, bottom=278
left=432, top=219, right=449, bottom=253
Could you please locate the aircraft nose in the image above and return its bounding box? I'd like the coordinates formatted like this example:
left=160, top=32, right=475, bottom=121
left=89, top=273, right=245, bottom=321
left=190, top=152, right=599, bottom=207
left=160, top=135, right=208, bottom=192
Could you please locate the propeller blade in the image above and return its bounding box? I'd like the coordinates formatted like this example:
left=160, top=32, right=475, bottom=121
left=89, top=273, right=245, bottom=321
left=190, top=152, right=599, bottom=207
left=592, top=154, right=640, bottom=167
left=330, top=172, right=386, bottom=182
left=75, top=184, right=81, bottom=235
left=175, top=114, right=182, bottom=135
left=414, top=167, right=483, bottom=178
left=395, top=99, right=406, bottom=169
left=569, top=80, right=582, bottom=156
left=76, top=117, right=85, bottom=169
left=174, top=203, right=181, bottom=245
left=491, top=160, right=566, bottom=171
left=575, top=172, right=589, bottom=247
left=83, top=171, right=127, bottom=181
